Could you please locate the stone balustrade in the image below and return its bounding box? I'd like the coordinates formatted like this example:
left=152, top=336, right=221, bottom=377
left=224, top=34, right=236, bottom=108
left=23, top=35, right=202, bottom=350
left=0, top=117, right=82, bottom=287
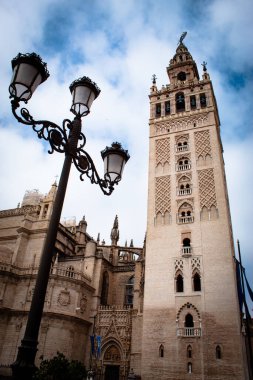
left=177, top=327, right=201, bottom=337
left=176, top=164, right=191, bottom=171
left=177, top=215, right=194, bottom=224
left=0, top=260, right=91, bottom=282
left=176, top=145, right=189, bottom=152
left=177, top=188, right=192, bottom=196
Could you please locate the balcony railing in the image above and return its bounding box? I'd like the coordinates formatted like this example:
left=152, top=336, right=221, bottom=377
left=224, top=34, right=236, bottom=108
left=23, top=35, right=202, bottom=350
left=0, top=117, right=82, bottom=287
left=176, top=145, right=189, bottom=152
left=177, top=327, right=201, bottom=337
left=181, top=246, right=192, bottom=255
left=176, top=164, right=191, bottom=172
left=0, top=260, right=91, bottom=282
left=177, top=188, right=192, bottom=196
left=178, top=215, right=194, bottom=224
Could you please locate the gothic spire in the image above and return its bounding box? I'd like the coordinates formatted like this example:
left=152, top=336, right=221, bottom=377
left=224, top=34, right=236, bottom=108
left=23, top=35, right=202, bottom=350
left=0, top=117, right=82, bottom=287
left=110, top=215, right=119, bottom=245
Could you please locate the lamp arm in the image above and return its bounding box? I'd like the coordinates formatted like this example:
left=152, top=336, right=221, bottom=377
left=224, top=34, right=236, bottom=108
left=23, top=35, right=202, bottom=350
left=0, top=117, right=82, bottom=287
left=11, top=99, right=70, bottom=154
left=72, top=148, right=115, bottom=196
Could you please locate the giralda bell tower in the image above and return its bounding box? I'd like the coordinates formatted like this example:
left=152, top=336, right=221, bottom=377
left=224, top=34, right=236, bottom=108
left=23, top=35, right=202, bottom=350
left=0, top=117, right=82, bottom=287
left=141, top=34, right=245, bottom=379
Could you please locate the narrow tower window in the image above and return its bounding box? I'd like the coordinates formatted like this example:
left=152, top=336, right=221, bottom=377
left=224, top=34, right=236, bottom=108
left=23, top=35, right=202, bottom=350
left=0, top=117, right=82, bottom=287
left=187, top=345, right=192, bottom=358
left=165, top=101, right=170, bottom=115
left=187, top=362, right=192, bottom=373
left=216, top=345, right=222, bottom=359
left=176, top=92, right=185, bottom=112
left=156, top=103, right=161, bottom=117
left=190, top=95, right=196, bottom=109
left=101, top=271, right=109, bottom=305
left=193, top=272, right=201, bottom=291
left=159, top=344, right=164, bottom=358
left=176, top=273, right=184, bottom=292
left=125, top=276, right=134, bottom=306
left=200, top=93, right=207, bottom=107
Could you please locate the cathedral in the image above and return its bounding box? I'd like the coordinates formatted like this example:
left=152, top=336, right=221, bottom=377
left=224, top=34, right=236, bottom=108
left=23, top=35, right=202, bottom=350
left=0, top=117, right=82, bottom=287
left=0, top=37, right=249, bottom=379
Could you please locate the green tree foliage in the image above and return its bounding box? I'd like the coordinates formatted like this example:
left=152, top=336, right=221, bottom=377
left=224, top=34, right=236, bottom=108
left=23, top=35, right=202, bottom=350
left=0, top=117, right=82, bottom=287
left=33, top=352, right=87, bottom=380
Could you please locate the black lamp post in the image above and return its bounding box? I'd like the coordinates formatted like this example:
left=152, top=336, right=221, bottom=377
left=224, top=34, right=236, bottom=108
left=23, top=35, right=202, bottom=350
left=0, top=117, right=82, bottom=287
left=8, top=53, right=130, bottom=380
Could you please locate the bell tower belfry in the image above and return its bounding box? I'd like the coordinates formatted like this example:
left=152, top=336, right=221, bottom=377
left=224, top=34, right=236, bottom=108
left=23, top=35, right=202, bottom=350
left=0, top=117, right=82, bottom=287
left=141, top=35, right=245, bottom=379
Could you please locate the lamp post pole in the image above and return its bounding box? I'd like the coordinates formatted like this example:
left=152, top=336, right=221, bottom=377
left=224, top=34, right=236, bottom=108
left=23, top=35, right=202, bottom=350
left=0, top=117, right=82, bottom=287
left=8, top=53, right=129, bottom=380
left=11, top=117, right=81, bottom=379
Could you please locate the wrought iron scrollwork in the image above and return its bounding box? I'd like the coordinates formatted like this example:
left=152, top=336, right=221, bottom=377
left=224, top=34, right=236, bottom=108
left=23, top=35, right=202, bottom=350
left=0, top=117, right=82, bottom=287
left=11, top=100, right=70, bottom=154
left=72, top=148, right=114, bottom=196
left=11, top=99, right=115, bottom=195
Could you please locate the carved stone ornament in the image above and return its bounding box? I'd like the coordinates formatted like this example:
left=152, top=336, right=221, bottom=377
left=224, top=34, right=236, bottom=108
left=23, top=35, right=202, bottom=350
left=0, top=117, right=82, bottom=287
left=58, top=288, right=70, bottom=306
left=80, top=295, right=87, bottom=312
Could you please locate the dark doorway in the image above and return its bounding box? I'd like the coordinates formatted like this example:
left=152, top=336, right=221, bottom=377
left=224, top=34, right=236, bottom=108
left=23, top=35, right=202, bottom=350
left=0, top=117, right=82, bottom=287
left=104, top=365, right=120, bottom=380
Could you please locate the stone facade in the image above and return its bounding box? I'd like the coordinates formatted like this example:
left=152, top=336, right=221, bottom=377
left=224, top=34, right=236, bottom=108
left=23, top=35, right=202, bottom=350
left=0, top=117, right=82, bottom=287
left=141, top=40, right=247, bottom=379
left=0, top=38, right=249, bottom=380
left=0, top=185, right=144, bottom=379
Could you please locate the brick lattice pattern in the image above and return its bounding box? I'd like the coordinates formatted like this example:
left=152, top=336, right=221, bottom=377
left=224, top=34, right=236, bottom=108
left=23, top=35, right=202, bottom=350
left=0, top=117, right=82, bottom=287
left=194, top=130, right=211, bottom=158
left=191, top=257, right=201, bottom=272
left=174, top=259, right=184, bottom=273
left=155, top=176, right=171, bottom=215
left=156, top=137, right=170, bottom=166
left=198, top=168, right=217, bottom=208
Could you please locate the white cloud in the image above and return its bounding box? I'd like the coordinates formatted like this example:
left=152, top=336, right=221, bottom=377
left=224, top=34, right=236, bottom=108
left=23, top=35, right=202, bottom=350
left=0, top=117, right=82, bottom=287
left=0, top=0, right=252, bottom=289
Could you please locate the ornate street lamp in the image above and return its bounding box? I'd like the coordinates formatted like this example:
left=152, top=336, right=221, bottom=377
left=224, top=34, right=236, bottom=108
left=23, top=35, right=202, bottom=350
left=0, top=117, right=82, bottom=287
left=9, top=53, right=130, bottom=380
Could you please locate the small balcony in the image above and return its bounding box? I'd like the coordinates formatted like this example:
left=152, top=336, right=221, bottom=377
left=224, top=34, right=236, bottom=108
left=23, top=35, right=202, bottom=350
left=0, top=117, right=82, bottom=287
left=178, top=215, right=194, bottom=224
left=177, top=327, right=201, bottom=337
left=176, top=164, right=191, bottom=172
left=177, top=188, right=192, bottom=196
left=176, top=144, right=189, bottom=153
left=181, top=246, right=192, bottom=255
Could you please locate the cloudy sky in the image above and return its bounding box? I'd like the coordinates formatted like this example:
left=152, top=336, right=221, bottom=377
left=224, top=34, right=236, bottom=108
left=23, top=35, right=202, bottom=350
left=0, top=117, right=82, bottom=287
left=0, top=0, right=252, bottom=306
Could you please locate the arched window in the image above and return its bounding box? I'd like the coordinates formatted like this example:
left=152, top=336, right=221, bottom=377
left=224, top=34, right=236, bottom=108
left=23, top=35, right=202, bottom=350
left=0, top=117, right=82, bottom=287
left=177, top=157, right=190, bottom=171
left=185, top=313, right=194, bottom=328
left=101, top=271, right=109, bottom=305
left=156, top=103, right=161, bottom=117
left=216, top=345, right=222, bottom=359
left=159, top=344, right=164, bottom=358
left=182, top=238, right=191, bottom=255
left=176, top=137, right=189, bottom=152
left=177, top=71, right=186, bottom=81
left=187, top=345, right=192, bottom=358
left=125, top=276, right=134, bottom=306
left=178, top=202, right=193, bottom=224
left=178, top=175, right=191, bottom=195
left=176, top=273, right=184, bottom=292
left=193, top=272, right=201, bottom=291
left=200, top=93, right=207, bottom=107
left=176, top=92, right=185, bottom=112
left=190, top=95, right=196, bottom=109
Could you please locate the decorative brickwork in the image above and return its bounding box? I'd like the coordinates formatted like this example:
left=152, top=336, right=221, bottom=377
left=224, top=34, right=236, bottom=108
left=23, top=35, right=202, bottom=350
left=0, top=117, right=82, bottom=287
left=155, top=113, right=208, bottom=135
left=194, top=130, right=211, bottom=158
left=198, top=168, right=217, bottom=209
left=191, top=257, right=201, bottom=272
left=174, top=259, right=184, bottom=273
left=175, top=134, right=189, bottom=144
left=156, top=137, right=170, bottom=166
left=155, top=176, right=171, bottom=215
